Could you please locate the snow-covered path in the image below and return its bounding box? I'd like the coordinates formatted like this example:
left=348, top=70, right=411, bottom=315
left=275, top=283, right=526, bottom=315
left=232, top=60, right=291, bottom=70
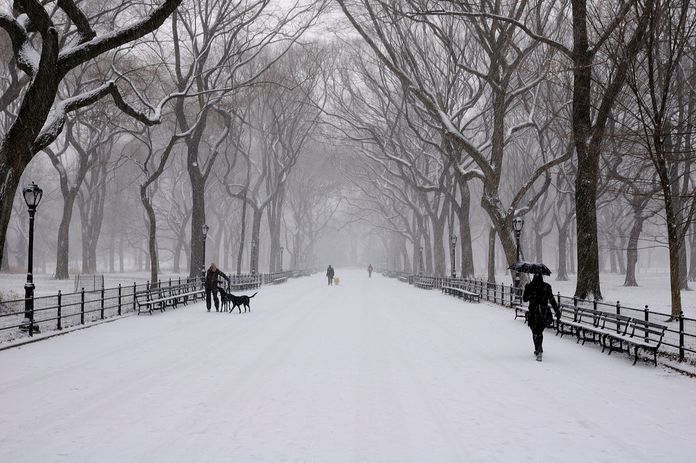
left=0, top=269, right=693, bottom=462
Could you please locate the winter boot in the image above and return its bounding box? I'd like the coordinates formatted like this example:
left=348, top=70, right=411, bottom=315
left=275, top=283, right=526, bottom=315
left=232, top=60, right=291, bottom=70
left=536, top=352, right=543, bottom=362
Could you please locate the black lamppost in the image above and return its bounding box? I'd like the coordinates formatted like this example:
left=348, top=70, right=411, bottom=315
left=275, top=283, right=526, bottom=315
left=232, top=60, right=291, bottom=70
left=512, top=216, right=525, bottom=292
left=279, top=246, right=284, bottom=272
left=21, top=182, right=43, bottom=334
left=201, top=224, right=209, bottom=279
left=450, top=235, right=457, bottom=278
left=251, top=239, right=257, bottom=275
left=419, top=246, right=424, bottom=275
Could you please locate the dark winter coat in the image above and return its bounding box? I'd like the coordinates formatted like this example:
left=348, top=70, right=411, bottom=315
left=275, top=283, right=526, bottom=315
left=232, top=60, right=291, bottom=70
left=326, top=266, right=334, bottom=278
left=205, top=267, right=229, bottom=290
left=522, top=275, right=560, bottom=330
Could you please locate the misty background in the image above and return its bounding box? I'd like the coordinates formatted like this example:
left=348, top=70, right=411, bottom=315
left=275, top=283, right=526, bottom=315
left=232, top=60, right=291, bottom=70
left=0, top=0, right=693, bottom=312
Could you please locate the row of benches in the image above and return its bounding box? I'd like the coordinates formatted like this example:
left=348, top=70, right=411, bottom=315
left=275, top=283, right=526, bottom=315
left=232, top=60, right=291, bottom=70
left=514, top=303, right=666, bottom=366
left=411, top=276, right=482, bottom=303
left=136, top=286, right=203, bottom=315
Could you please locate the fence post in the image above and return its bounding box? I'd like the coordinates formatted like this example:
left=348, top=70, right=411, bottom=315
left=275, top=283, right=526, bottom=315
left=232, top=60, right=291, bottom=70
left=510, top=285, right=514, bottom=307
left=80, top=288, right=85, bottom=325
left=100, top=286, right=105, bottom=320
left=118, top=284, right=122, bottom=316
left=557, top=292, right=561, bottom=308
left=132, top=282, right=137, bottom=312
left=593, top=298, right=597, bottom=311
left=57, top=290, right=62, bottom=330
left=573, top=296, right=578, bottom=308
left=679, top=311, right=685, bottom=362
left=644, top=306, right=649, bottom=342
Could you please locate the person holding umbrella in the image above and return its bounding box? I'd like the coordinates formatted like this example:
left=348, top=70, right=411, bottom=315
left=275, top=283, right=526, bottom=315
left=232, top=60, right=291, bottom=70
left=518, top=264, right=560, bottom=362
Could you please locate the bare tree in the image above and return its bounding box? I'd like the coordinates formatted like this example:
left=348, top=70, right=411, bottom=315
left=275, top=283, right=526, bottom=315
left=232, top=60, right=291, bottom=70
left=0, top=0, right=185, bottom=266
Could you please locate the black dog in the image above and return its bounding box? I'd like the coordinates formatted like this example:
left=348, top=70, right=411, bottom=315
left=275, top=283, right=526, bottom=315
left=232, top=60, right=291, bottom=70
left=221, top=291, right=257, bottom=313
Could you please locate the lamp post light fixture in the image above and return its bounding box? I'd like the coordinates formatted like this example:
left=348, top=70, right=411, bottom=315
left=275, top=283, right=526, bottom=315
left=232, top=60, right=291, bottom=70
left=512, top=216, right=525, bottom=293
left=450, top=235, right=458, bottom=279
left=21, top=182, right=43, bottom=334
left=279, top=246, right=284, bottom=272
left=419, top=246, right=424, bottom=275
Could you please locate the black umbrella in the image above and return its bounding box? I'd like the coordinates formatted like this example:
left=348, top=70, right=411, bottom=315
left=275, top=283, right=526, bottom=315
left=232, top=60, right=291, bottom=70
left=508, top=261, right=552, bottom=276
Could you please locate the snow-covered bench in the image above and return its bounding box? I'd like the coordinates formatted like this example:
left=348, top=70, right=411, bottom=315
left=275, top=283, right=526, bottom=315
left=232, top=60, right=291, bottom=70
left=414, top=277, right=435, bottom=290
left=513, top=303, right=529, bottom=322
left=136, top=286, right=202, bottom=315
left=229, top=275, right=260, bottom=291
left=442, top=286, right=480, bottom=303
left=556, top=305, right=666, bottom=366
left=604, top=317, right=666, bottom=366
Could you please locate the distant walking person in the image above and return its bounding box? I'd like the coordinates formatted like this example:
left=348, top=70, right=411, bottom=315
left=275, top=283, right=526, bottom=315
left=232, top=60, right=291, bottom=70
left=326, top=265, right=335, bottom=286
left=367, top=264, right=373, bottom=277
left=205, top=263, right=230, bottom=312
left=522, top=273, right=560, bottom=361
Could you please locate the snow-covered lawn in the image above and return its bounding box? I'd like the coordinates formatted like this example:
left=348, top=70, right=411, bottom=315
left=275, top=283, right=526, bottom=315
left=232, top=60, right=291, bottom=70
left=0, top=269, right=694, bottom=462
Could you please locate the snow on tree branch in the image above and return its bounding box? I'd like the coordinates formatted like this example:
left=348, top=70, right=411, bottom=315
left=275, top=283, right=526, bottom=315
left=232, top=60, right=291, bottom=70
left=57, top=0, right=183, bottom=75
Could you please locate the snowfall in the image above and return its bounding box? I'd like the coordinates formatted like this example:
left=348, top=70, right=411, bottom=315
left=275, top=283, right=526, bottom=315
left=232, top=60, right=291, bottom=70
left=0, top=269, right=694, bottom=462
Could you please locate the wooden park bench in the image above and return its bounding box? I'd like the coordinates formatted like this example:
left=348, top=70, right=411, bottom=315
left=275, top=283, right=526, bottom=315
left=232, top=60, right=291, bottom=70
left=556, top=305, right=666, bottom=366
left=413, top=277, right=435, bottom=290
left=603, top=317, right=667, bottom=366
left=442, top=285, right=481, bottom=303
left=136, top=285, right=202, bottom=315
left=513, top=303, right=529, bottom=322
left=229, top=275, right=261, bottom=291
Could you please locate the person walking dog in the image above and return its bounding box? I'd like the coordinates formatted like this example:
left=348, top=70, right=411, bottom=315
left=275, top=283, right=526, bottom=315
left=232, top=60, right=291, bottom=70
left=205, top=263, right=230, bottom=312
left=326, top=265, right=335, bottom=286
left=522, top=272, right=560, bottom=362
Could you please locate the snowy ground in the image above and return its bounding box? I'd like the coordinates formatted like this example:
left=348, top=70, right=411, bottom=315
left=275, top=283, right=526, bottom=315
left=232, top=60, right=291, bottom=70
left=0, top=269, right=693, bottom=462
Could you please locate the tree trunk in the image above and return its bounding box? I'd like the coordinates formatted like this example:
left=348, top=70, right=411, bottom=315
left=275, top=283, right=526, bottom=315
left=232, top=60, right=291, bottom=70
left=487, top=227, right=496, bottom=283
left=119, top=233, right=124, bottom=273
left=401, top=240, right=411, bottom=273
left=237, top=192, right=249, bottom=275
left=572, top=0, right=602, bottom=300
left=55, top=193, right=77, bottom=279
left=678, top=236, right=689, bottom=290
left=0, top=156, right=28, bottom=269
left=188, top=169, right=206, bottom=278
left=624, top=214, right=643, bottom=287
left=431, top=215, right=447, bottom=276
left=141, top=187, right=159, bottom=286
left=250, top=207, right=262, bottom=274
left=535, top=231, right=543, bottom=263
left=457, top=181, right=475, bottom=277
left=557, top=223, right=569, bottom=281
left=108, top=230, right=115, bottom=273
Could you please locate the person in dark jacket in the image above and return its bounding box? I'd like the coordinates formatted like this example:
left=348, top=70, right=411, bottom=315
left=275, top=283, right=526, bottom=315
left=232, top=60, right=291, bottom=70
left=367, top=264, right=373, bottom=277
left=326, top=265, right=335, bottom=286
left=522, top=272, right=560, bottom=361
left=205, top=263, right=230, bottom=312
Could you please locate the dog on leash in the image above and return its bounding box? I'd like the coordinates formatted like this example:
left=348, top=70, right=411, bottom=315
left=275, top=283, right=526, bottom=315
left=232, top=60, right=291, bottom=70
left=333, top=277, right=340, bottom=285
left=221, top=290, right=257, bottom=313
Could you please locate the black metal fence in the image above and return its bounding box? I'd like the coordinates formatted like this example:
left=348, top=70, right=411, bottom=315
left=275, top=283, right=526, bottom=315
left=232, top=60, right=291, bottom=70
left=383, top=271, right=695, bottom=362
left=0, top=270, right=306, bottom=345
